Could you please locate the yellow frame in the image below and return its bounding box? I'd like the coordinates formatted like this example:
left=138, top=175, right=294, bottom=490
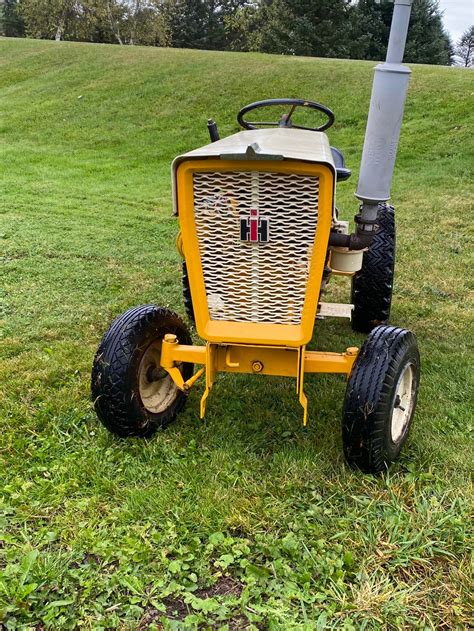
left=160, top=336, right=358, bottom=425
left=176, top=159, right=334, bottom=347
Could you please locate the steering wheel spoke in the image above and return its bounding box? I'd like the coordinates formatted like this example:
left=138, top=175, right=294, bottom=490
left=237, top=98, right=334, bottom=133
left=247, top=121, right=282, bottom=127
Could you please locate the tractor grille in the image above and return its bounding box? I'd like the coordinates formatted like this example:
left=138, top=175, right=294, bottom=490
left=193, top=170, right=319, bottom=325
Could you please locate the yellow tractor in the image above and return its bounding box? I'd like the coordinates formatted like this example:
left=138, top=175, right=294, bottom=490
left=91, top=1, right=420, bottom=473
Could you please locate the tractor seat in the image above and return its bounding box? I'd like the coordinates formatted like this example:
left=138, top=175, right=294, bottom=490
left=331, top=147, right=352, bottom=181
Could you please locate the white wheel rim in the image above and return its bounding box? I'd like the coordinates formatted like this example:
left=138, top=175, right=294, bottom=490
left=390, top=362, right=416, bottom=442
left=138, top=340, right=181, bottom=414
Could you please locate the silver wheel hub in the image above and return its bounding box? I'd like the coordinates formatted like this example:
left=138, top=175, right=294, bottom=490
left=391, top=362, right=416, bottom=442
left=138, top=340, right=180, bottom=414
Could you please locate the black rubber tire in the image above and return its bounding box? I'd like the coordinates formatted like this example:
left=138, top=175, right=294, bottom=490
left=351, top=205, right=395, bottom=333
left=342, top=325, right=420, bottom=474
left=91, top=305, right=193, bottom=438
left=182, top=262, right=195, bottom=324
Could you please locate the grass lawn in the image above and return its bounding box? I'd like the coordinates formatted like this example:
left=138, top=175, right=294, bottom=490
left=0, top=37, right=473, bottom=629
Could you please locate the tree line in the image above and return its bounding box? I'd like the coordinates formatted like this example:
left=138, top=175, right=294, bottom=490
left=1, top=0, right=470, bottom=66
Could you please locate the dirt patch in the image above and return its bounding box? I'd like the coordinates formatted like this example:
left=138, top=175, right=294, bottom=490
left=137, top=577, right=246, bottom=628
left=136, top=608, right=161, bottom=629
left=162, top=594, right=190, bottom=620
left=136, top=610, right=164, bottom=630
left=138, top=594, right=189, bottom=629
left=194, top=576, right=244, bottom=599
left=69, top=553, right=102, bottom=569
left=227, top=614, right=257, bottom=630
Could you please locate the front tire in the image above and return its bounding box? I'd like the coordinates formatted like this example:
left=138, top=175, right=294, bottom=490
left=342, top=325, right=420, bottom=473
left=91, top=305, right=193, bottom=438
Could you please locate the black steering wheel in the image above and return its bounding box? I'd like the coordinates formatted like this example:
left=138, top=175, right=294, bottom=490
left=237, top=98, right=335, bottom=132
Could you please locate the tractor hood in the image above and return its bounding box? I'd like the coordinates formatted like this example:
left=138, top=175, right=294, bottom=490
left=171, top=128, right=335, bottom=215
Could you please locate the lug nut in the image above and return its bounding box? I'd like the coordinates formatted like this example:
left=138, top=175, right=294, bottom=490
left=252, top=360, right=264, bottom=373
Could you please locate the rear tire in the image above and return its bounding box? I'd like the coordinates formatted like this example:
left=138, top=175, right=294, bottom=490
left=342, top=325, right=420, bottom=473
left=351, top=205, right=395, bottom=333
left=182, top=261, right=195, bottom=324
left=91, top=305, right=193, bottom=438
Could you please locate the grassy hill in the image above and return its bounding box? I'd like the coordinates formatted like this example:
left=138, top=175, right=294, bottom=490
left=1, top=37, right=473, bottom=629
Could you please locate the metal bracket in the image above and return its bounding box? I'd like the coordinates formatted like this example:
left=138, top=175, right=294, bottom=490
left=161, top=334, right=205, bottom=393
left=296, top=346, right=308, bottom=426
left=220, top=143, right=284, bottom=161
left=318, top=302, right=354, bottom=319
left=200, top=343, right=217, bottom=418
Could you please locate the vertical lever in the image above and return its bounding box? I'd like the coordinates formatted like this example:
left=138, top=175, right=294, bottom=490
left=207, top=119, right=220, bottom=143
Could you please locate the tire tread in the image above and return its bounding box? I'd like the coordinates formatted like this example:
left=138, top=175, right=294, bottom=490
left=351, top=205, right=395, bottom=333
left=342, top=325, right=420, bottom=473
left=91, top=305, right=193, bottom=437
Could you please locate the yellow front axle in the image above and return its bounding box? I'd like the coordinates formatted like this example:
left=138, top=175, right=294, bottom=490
left=160, top=335, right=358, bottom=425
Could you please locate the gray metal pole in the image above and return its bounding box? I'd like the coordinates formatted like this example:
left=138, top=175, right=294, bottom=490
left=386, top=0, right=412, bottom=63
left=355, top=0, right=413, bottom=228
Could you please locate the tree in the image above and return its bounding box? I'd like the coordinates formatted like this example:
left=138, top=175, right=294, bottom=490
left=19, top=0, right=88, bottom=40
left=12, top=0, right=457, bottom=64
left=349, top=0, right=390, bottom=61
left=164, top=0, right=244, bottom=50
left=164, top=0, right=210, bottom=48
left=17, top=0, right=168, bottom=45
left=351, top=0, right=452, bottom=65
left=404, top=0, right=453, bottom=65
left=105, top=0, right=169, bottom=46
left=456, top=26, right=473, bottom=67
left=225, top=0, right=453, bottom=64
left=0, top=0, right=25, bottom=36
left=228, top=0, right=355, bottom=58
left=223, top=1, right=261, bottom=51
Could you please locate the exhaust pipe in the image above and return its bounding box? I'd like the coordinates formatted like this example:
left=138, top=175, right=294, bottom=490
left=354, top=0, right=414, bottom=238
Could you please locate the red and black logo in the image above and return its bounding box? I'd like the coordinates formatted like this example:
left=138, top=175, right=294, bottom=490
left=240, top=209, right=269, bottom=243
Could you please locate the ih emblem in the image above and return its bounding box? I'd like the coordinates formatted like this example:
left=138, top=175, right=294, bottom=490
left=240, top=208, right=269, bottom=243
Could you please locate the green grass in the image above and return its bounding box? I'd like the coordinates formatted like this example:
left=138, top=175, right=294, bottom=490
left=1, top=37, right=473, bottom=629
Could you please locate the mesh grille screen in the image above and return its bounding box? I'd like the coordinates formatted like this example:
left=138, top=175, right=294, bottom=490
left=193, top=170, right=319, bottom=324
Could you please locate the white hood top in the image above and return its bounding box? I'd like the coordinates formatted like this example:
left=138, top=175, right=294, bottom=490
left=171, top=128, right=335, bottom=215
